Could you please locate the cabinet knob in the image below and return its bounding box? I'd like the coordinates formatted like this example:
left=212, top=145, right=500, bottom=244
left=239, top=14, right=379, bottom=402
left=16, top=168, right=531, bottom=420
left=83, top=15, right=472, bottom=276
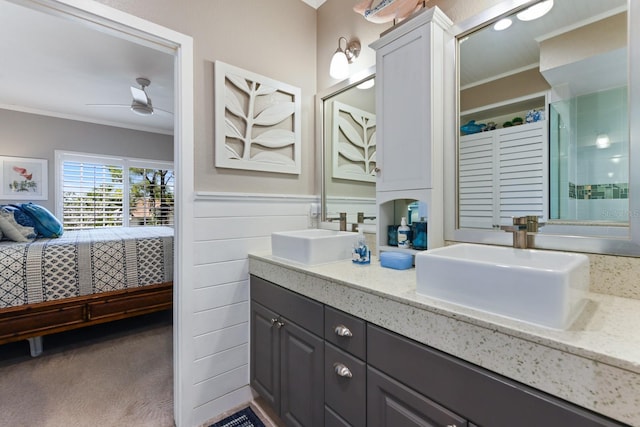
left=333, top=363, right=353, bottom=378
left=334, top=325, right=353, bottom=337
left=374, top=167, right=381, bottom=173
left=270, top=317, right=285, bottom=328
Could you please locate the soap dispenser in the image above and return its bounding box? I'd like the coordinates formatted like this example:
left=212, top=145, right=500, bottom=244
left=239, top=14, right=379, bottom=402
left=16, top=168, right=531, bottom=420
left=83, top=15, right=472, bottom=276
left=352, top=228, right=370, bottom=264
left=397, top=217, right=411, bottom=249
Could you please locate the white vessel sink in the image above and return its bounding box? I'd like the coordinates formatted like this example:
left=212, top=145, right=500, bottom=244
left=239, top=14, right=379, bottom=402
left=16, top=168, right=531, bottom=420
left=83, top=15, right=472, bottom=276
left=271, top=229, right=357, bottom=265
left=414, top=243, right=590, bottom=329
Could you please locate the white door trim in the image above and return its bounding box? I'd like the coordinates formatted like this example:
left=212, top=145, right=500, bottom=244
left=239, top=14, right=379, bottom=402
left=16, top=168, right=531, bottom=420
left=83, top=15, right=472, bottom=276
left=5, top=1, right=195, bottom=425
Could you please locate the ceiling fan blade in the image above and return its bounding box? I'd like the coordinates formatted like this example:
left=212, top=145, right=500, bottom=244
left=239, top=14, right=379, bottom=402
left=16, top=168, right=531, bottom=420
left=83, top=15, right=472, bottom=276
left=131, top=86, right=148, bottom=105
left=86, top=104, right=130, bottom=108
left=153, top=107, right=174, bottom=115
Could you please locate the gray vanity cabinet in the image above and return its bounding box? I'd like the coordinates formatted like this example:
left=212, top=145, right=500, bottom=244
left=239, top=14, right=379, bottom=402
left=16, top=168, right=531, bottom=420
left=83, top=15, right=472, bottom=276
left=367, top=324, right=625, bottom=427
left=250, top=275, right=626, bottom=427
left=250, top=276, right=324, bottom=427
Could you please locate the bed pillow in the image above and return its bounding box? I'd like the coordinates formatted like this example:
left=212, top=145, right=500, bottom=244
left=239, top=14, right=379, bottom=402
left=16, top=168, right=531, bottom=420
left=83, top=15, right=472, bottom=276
left=19, top=203, right=64, bottom=238
left=0, top=210, right=37, bottom=242
left=0, top=205, right=36, bottom=228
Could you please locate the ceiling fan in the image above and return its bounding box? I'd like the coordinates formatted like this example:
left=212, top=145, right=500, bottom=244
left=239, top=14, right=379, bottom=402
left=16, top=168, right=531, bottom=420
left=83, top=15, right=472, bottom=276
left=130, top=77, right=154, bottom=116
left=87, top=77, right=172, bottom=116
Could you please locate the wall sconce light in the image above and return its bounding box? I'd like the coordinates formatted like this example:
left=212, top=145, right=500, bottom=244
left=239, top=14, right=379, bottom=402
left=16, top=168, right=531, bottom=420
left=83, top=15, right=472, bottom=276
left=596, top=133, right=611, bottom=149
left=329, top=36, right=361, bottom=80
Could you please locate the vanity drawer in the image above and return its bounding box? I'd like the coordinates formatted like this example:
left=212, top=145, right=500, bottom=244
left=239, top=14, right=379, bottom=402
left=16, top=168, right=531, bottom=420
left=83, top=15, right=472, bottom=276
left=324, top=306, right=366, bottom=360
left=325, top=343, right=366, bottom=427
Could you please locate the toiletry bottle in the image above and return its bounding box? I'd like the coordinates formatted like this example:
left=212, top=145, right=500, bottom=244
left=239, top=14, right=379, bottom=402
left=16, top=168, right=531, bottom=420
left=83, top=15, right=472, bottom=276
left=397, top=217, right=411, bottom=248
left=352, top=228, right=370, bottom=264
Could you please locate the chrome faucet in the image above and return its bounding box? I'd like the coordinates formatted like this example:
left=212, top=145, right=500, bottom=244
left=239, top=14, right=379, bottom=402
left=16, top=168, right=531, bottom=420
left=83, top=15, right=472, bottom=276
left=327, top=212, right=347, bottom=231
left=501, top=216, right=544, bottom=248
left=357, top=212, right=376, bottom=223
left=501, top=216, right=529, bottom=249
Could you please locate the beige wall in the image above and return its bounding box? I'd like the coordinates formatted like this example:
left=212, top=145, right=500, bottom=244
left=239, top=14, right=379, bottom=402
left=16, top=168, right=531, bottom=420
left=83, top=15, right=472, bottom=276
left=461, top=68, right=550, bottom=112
left=540, top=12, right=627, bottom=72
left=91, top=0, right=506, bottom=197
left=0, top=109, right=173, bottom=212
left=96, top=0, right=318, bottom=196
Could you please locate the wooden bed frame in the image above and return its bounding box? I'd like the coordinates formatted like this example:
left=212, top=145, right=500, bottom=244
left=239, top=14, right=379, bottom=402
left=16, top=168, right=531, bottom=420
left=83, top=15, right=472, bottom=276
left=0, top=281, right=173, bottom=355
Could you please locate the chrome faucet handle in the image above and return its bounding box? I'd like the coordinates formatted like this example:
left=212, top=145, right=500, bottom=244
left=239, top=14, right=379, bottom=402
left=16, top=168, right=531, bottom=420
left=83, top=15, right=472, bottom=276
left=327, top=212, right=348, bottom=231
left=501, top=218, right=529, bottom=249
left=357, top=212, right=376, bottom=223
left=500, top=224, right=527, bottom=232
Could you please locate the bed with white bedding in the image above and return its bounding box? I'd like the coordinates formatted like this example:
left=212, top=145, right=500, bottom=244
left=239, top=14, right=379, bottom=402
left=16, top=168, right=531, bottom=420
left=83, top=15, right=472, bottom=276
left=0, top=226, right=174, bottom=355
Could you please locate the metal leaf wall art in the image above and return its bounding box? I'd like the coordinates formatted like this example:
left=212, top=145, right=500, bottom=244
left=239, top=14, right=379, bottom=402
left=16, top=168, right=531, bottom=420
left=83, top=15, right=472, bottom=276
left=332, top=101, right=376, bottom=182
left=215, top=61, right=301, bottom=174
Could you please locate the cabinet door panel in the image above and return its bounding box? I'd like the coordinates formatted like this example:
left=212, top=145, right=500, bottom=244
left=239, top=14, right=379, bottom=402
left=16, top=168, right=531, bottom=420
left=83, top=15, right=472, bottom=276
left=325, top=406, right=352, bottom=427
left=376, top=24, right=433, bottom=192
left=368, top=366, right=467, bottom=427
left=250, top=301, right=280, bottom=411
left=325, top=343, right=366, bottom=427
left=280, top=319, right=324, bottom=427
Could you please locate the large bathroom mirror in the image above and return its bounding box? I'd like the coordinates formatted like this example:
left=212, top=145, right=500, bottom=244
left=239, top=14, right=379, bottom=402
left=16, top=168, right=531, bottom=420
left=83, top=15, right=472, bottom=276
left=446, top=0, right=640, bottom=255
left=317, top=67, right=376, bottom=226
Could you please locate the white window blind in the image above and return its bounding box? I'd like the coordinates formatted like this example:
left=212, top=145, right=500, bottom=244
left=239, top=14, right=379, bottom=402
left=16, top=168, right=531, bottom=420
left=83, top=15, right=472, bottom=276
left=128, top=164, right=175, bottom=226
left=56, top=151, right=174, bottom=230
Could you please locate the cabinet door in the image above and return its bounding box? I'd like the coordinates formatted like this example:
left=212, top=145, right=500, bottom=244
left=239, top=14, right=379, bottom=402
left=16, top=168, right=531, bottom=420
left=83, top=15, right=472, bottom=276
left=325, top=343, right=366, bottom=427
left=497, top=121, right=548, bottom=225
left=375, top=22, right=433, bottom=192
left=368, top=366, right=467, bottom=427
left=250, top=301, right=280, bottom=411
left=280, top=318, right=324, bottom=427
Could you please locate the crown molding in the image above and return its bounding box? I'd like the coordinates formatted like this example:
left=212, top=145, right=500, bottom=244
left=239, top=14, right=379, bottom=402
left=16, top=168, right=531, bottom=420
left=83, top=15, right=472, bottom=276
left=301, top=0, right=327, bottom=9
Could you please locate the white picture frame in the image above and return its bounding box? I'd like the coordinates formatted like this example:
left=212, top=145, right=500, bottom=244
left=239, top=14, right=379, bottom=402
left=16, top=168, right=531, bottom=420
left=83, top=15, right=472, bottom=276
left=214, top=61, right=301, bottom=174
left=0, top=156, right=48, bottom=200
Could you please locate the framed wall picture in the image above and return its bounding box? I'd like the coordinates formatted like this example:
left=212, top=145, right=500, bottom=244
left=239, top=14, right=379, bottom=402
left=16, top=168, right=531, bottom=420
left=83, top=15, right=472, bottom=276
left=0, top=156, right=48, bottom=200
left=214, top=61, right=302, bottom=174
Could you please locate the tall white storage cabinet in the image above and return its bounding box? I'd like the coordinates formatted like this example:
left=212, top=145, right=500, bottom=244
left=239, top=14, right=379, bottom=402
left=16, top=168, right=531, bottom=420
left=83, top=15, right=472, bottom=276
left=370, top=7, right=453, bottom=254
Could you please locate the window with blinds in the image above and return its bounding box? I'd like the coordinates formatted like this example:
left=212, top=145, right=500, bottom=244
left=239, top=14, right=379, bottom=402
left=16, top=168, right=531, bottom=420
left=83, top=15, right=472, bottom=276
left=128, top=166, right=175, bottom=226
left=57, top=152, right=174, bottom=230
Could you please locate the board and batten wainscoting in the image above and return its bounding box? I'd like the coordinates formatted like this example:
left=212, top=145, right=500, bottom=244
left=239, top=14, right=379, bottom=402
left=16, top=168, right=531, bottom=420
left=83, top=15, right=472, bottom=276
left=190, top=192, right=317, bottom=420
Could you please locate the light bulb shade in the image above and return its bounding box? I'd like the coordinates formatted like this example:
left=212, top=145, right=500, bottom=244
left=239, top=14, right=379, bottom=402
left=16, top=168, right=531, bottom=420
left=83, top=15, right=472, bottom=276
left=493, top=18, right=512, bottom=31
left=330, top=50, right=349, bottom=79
left=516, top=0, right=554, bottom=21
left=356, top=78, right=375, bottom=90
left=596, top=133, right=611, bottom=149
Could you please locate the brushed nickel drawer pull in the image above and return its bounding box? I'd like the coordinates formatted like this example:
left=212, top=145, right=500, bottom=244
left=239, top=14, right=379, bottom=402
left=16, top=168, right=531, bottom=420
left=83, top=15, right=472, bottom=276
left=334, top=325, right=353, bottom=337
left=334, top=363, right=353, bottom=378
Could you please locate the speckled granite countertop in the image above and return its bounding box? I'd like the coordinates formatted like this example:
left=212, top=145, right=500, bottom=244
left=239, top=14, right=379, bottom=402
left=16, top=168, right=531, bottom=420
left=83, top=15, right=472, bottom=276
left=249, top=253, right=640, bottom=426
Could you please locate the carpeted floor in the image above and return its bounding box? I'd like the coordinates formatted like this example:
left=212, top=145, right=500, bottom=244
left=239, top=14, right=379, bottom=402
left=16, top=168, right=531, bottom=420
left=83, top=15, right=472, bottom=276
left=0, top=311, right=174, bottom=427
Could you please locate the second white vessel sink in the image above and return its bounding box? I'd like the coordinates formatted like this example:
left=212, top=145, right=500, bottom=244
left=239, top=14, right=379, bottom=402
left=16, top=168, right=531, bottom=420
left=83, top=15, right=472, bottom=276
left=414, top=243, right=590, bottom=329
left=271, top=229, right=356, bottom=265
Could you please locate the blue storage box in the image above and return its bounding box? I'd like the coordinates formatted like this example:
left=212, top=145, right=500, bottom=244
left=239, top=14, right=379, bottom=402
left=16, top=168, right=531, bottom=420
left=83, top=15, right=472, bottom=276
left=380, top=251, right=413, bottom=270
